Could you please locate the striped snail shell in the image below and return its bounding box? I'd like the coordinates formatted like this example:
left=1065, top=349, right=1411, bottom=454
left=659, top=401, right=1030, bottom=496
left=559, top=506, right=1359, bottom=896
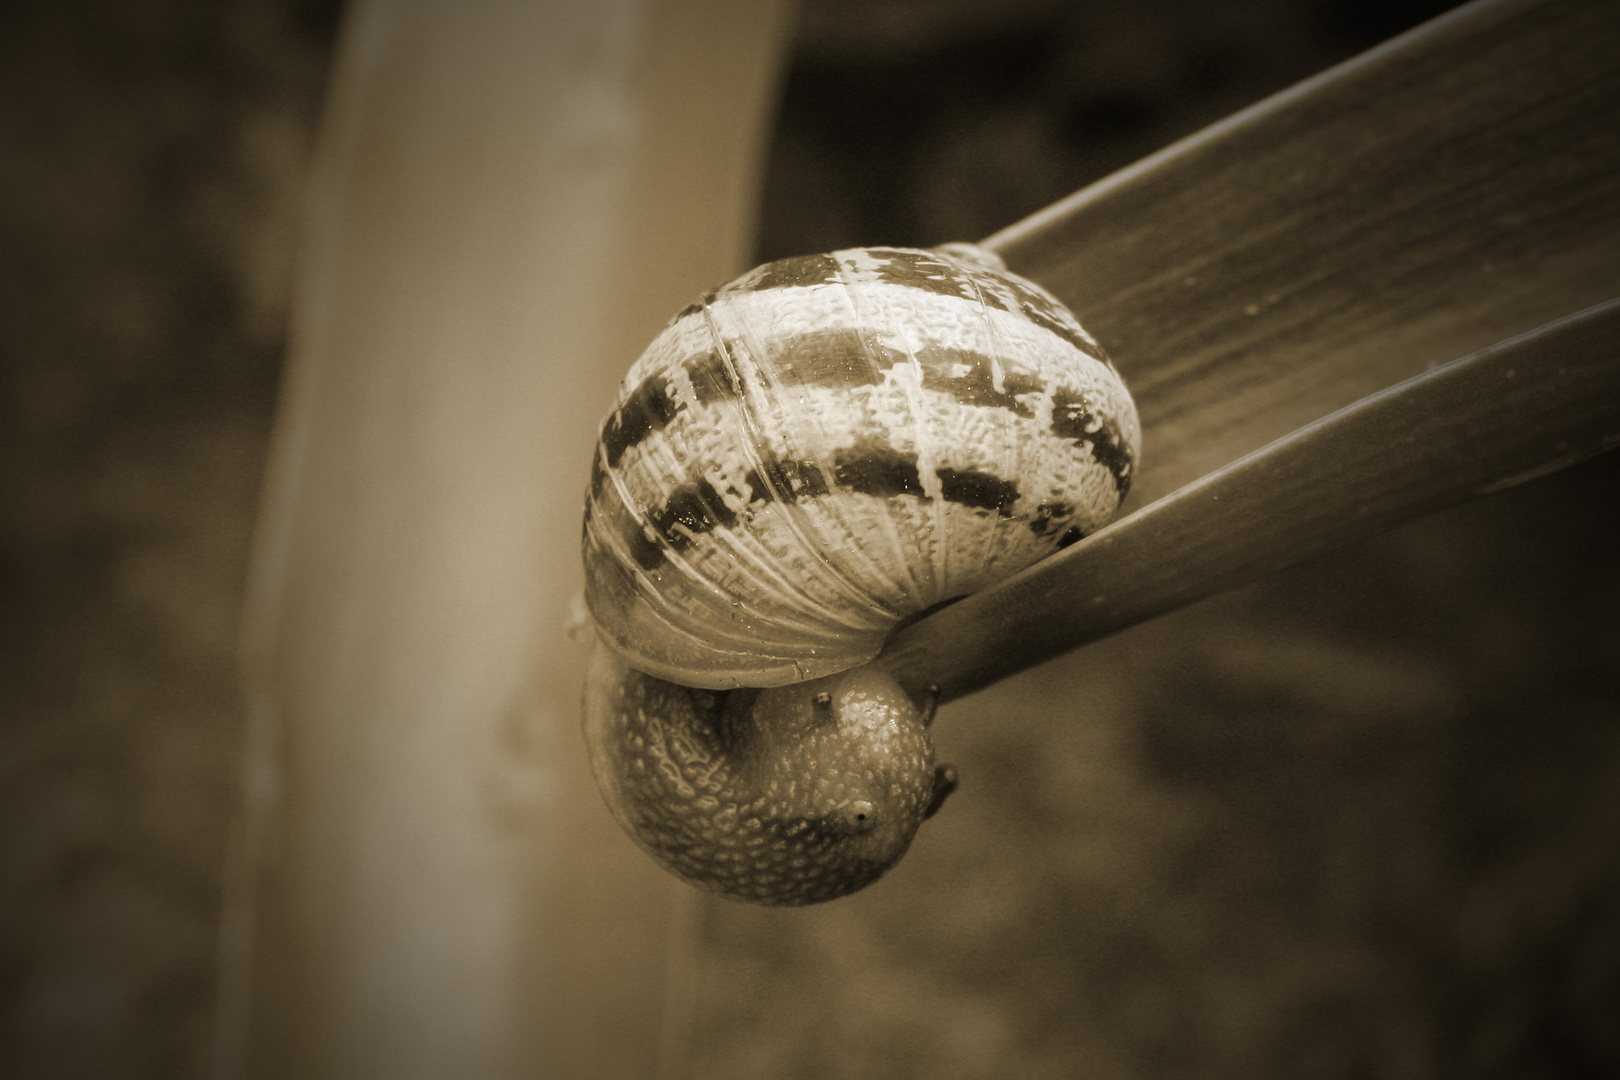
left=581, top=243, right=1139, bottom=905
left=583, top=243, right=1140, bottom=690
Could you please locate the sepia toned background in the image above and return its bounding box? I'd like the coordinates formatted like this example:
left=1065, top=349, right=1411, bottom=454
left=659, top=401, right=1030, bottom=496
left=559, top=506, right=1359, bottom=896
left=2, top=1, right=1617, bottom=1077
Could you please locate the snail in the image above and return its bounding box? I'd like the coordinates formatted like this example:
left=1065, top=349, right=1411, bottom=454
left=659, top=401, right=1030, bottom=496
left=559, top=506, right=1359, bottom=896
left=581, top=243, right=1140, bottom=905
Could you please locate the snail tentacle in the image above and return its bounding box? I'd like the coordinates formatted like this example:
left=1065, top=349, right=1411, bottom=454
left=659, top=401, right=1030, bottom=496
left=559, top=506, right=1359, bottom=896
left=924, top=764, right=959, bottom=821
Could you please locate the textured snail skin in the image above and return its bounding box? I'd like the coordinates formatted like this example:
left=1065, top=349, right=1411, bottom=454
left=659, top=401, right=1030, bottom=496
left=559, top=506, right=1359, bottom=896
left=583, top=244, right=1140, bottom=690
left=582, top=644, right=956, bottom=906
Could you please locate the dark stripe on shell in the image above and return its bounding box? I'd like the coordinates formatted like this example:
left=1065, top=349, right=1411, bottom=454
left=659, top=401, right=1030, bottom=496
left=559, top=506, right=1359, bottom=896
left=832, top=441, right=926, bottom=500
left=602, top=373, right=680, bottom=468
left=917, top=351, right=1042, bottom=417
left=597, top=347, right=738, bottom=479
left=737, top=252, right=842, bottom=292
left=683, top=348, right=737, bottom=404
left=859, top=248, right=983, bottom=303
left=744, top=455, right=832, bottom=505
left=746, top=325, right=1050, bottom=413
left=1050, top=387, right=1134, bottom=493
left=605, top=263, right=1119, bottom=469
left=935, top=467, right=1020, bottom=516
left=612, top=412, right=1117, bottom=572
left=860, top=246, right=1096, bottom=361
left=987, top=272, right=1098, bottom=356
left=625, top=477, right=741, bottom=571
left=758, top=326, right=889, bottom=388
left=658, top=477, right=739, bottom=536
left=603, top=447, right=1120, bottom=576
left=662, top=290, right=717, bottom=330
left=626, top=523, right=665, bottom=572
left=589, top=450, right=607, bottom=500
left=669, top=301, right=705, bottom=325
left=704, top=337, right=1059, bottom=419
left=1026, top=500, right=1076, bottom=539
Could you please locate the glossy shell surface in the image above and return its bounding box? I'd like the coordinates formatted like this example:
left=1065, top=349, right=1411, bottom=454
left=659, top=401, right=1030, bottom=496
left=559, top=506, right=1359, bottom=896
left=583, top=245, right=1140, bottom=689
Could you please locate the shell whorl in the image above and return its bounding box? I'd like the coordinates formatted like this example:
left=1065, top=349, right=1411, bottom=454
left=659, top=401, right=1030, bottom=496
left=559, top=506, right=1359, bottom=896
left=583, top=244, right=1140, bottom=690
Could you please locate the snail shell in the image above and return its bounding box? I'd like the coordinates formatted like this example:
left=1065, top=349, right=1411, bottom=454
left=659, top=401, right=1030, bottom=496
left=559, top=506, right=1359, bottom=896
left=581, top=243, right=1138, bottom=904
left=583, top=244, right=1141, bottom=690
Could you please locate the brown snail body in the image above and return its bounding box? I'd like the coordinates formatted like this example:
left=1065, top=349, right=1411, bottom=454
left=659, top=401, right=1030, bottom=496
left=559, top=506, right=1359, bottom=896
left=582, top=244, right=1138, bottom=904
left=583, top=647, right=956, bottom=906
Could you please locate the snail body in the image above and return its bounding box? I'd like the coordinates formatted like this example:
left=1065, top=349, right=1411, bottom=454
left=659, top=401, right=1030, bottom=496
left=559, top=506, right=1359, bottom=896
left=583, top=647, right=956, bottom=906
left=582, top=244, right=1138, bottom=904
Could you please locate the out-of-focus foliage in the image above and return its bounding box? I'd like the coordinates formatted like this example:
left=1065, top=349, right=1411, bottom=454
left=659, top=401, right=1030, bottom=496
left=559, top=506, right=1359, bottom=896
left=0, top=3, right=338, bottom=1076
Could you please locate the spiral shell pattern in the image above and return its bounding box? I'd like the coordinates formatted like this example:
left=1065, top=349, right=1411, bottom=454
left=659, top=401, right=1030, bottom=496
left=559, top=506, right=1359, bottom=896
left=583, top=245, right=1140, bottom=689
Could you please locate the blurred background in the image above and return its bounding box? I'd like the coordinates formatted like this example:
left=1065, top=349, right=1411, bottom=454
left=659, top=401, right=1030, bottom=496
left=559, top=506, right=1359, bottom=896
left=2, top=1, right=1617, bottom=1077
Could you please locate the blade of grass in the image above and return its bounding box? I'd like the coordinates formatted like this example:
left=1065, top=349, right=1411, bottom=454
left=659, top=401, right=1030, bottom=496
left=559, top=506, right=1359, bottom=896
left=987, top=0, right=1620, bottom=508
left=882, top=299, right=1620, bottom=702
